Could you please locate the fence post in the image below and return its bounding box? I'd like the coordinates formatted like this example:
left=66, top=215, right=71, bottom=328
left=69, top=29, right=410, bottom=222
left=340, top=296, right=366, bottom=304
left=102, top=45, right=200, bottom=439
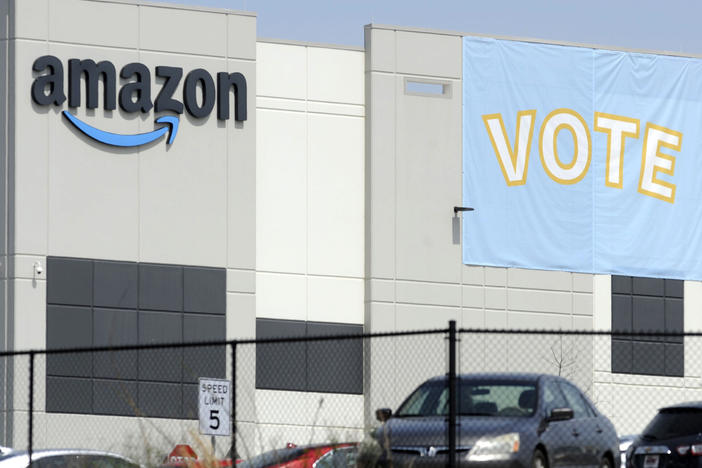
left=230, top=341, right=237, bottom=460
left=448, top=320, right=457, bottom=468
left=28, top=351, right=35, bottom=462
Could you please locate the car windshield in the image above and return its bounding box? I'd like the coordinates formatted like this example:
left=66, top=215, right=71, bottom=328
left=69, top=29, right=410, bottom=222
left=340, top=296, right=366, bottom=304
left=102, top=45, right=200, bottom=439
left=395, top=379, right=537, bottom=417
left=642, top=408, right=702, bottom=440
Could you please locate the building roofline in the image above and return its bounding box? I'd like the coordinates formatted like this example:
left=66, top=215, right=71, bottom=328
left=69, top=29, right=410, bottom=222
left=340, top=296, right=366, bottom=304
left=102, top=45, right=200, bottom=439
left=74, top=0, right=256, bottom=17
left=257, top=37, right=364, bottom=52
left=365, top=23, right=702, bottom=60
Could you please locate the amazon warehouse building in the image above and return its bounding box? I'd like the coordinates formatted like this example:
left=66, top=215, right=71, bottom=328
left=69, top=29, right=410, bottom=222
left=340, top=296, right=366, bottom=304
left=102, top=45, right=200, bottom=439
left=1, top=0, right=702, bottom=458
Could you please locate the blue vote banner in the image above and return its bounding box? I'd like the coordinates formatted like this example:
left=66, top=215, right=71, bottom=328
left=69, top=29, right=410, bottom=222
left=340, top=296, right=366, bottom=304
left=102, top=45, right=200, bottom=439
left=462, top=36, right=702, bottom=279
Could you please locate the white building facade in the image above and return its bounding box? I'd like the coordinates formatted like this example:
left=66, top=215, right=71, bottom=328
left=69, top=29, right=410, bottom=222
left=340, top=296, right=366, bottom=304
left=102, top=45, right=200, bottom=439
left=0, top=0, right=699, bottom=458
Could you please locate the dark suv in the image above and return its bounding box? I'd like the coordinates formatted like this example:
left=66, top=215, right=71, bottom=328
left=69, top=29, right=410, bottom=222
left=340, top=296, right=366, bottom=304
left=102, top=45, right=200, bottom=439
left=373, top=373, right=619, bottom=468
left=627, top=402, right=702, bottom=468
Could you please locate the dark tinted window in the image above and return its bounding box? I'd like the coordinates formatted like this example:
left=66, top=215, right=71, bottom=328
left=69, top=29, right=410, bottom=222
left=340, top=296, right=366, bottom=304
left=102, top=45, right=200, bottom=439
left=542, top=380, right=567, bottom=415
left=396, top=380, right=536, bottom=417
left=559, top=383, right=590, bottom=419
left=611, top=275, right=683, bottom=377
left=46, top=257, right=226, bottom=419
left=642, top=408, right=702, bottom=440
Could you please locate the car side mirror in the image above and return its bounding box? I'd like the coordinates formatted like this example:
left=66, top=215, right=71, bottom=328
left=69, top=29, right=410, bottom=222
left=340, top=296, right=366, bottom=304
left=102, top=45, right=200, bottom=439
left=547, top=408, right=574, bottom=422
left=375, top=408, right=392, bottom=422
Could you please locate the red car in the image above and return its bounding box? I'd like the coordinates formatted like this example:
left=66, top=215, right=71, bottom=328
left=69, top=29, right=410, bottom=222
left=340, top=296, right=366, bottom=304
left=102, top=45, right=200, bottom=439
left=237, top=443, right=357, bottom=468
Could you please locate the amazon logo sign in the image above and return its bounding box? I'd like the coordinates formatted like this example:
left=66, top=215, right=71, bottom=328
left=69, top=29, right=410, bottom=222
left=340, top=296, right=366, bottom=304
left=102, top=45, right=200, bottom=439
left=31, top=56, right=247, bottom=147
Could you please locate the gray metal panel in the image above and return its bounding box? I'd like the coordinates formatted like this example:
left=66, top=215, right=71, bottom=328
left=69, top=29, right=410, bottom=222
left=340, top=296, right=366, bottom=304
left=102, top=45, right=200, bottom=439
left=94, top=379, right=138, bottom=416
left=632, top=296, right=665, bottom=334
left=93, top=308, right=137, bottom=379
left=611, top=276, right=632, bottom=294
left=255, top=318, right=306, bottom=391
left=611, top=295, right=632, bottom=335
left=611, top=340, right=632, bottom=374
left=183, top=384, right=198, bottom=419
left=632, top=341, right=665, bottom=375
left=184, top=267, right=225, bottom=314
left=47, top=257, right=93, bottom=306
left=138, top=311, right=183, bottom=382
left=665, top=344, right=684, bottom=377
left=94, top=260, right=137, bottom=308
left=307, top=322, right=363, bottom=394
left=183, top=314, right=226, bottom=383
left=665, top=298, right=684, bottom=343
left=138, top=382, right=182, bottom=418
left=138, top=263, right=183, bottom=311
left=633, top=277, right=665, bottom=297
left=46, top=377, right=92, bottom=414
left=665, top=279, right=684, bottom=298
left=46, top=305, right=92, bottom=377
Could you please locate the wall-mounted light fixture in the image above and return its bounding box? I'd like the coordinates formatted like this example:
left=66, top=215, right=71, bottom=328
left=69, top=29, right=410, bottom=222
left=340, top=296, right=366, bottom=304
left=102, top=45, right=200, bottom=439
left=453, top=206, right=475, bottom=216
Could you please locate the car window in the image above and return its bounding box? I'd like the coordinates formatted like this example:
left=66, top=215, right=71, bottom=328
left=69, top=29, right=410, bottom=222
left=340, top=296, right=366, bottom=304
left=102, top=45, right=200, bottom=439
left=313, top=448, right=357, bottom=468
left=395, top=380, right=536, bottom=417
left=542, top=380, right=568, bottom=415
left=642, top=408, right=702, bottom=439
left=559, top=382, right=590, bottom=418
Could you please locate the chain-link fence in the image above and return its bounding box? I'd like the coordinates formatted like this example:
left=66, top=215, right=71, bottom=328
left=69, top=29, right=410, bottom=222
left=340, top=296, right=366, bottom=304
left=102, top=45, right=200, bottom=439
left=2, top=322, right=700, bottom=467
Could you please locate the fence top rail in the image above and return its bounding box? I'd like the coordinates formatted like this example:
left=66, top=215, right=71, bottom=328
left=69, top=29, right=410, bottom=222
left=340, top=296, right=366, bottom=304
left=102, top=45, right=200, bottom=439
left=0, top=326, right=695, bottom=357
left=0, top=326, right=449, bottom=357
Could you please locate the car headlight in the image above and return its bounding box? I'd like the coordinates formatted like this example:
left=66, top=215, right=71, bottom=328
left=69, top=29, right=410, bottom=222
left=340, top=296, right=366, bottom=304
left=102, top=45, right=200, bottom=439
left=468, top=433, right=520, bottom=461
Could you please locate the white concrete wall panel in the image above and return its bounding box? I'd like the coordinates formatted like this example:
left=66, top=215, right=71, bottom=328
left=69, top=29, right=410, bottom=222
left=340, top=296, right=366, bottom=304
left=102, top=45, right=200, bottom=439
left=256, top=272, right=306, bottom=321
left=227, top=268, right=256, bottom=294
left=227, top=59, right=256, bottom=269
left=507, top=268, right=572, bottom=291
left=462, top=285, right=485, bottom=309
left=0, top=1, right=8, bottom=40
left=12, top=279, right=45, bottom=350
left=137, top=53, right=228, bottom=266
left=49, top=0, right=138, bottom=48
left=367, top=279, right=394, bottom=303
left=507, top=289, right=572, bottom=314
left=308, top=48, right=364, bottom=105
left=140, top=6, right=227, bottom=57
left=366, top=28, right=395, bottom=73
left=308, top=113, right=364, bottom=278
left=395, top=31, right=462, bottom=78
left=256, top=43, right=306, bottom=100
left=228, top=15, right=257, bottom=60
left=11, top=0, right=47, bottom=41
left=13, top=41, right=50, bottom=255
left=395, top=281, right=460, bottom=307
left=46, top=45, right=141, bottom=261
left=395, top=77, right=462, bottom=284
left=367, top=74, right=396, bottom=279
left=308, top=276, right=363, bottom=324
left=256, top=109, right=307, bottom=274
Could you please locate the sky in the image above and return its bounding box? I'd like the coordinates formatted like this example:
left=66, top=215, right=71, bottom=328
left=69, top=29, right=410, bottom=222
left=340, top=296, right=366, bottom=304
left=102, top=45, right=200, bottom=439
left=149, top=0, right=702, bottom=55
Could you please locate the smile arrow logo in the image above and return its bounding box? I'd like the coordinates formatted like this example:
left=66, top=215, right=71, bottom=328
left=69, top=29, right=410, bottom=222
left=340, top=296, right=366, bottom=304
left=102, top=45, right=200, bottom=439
left=62, top=110, right=180, bottom=147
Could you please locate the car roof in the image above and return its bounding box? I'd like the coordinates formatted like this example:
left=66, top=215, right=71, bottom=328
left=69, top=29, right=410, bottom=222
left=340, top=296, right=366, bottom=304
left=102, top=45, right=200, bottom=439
left=424, top=372, right=556, bottom=383
left=659, top=401, right=702, bottom=411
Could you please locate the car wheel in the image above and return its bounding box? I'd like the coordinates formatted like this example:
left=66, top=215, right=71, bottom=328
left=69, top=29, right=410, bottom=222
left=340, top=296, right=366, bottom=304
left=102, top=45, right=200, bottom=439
left=532, top=449, right=547, bottom=468
left=600, top=456, right=612, bottom=468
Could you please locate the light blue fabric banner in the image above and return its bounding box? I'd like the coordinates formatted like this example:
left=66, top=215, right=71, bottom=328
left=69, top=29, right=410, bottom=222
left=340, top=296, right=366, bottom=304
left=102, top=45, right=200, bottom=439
left=463, top=37, right=702, bottom=279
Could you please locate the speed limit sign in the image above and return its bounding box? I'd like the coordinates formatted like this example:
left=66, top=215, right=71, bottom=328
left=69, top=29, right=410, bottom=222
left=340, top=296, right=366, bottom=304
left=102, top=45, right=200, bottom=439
left=198, top=378, right=231, bottom=436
